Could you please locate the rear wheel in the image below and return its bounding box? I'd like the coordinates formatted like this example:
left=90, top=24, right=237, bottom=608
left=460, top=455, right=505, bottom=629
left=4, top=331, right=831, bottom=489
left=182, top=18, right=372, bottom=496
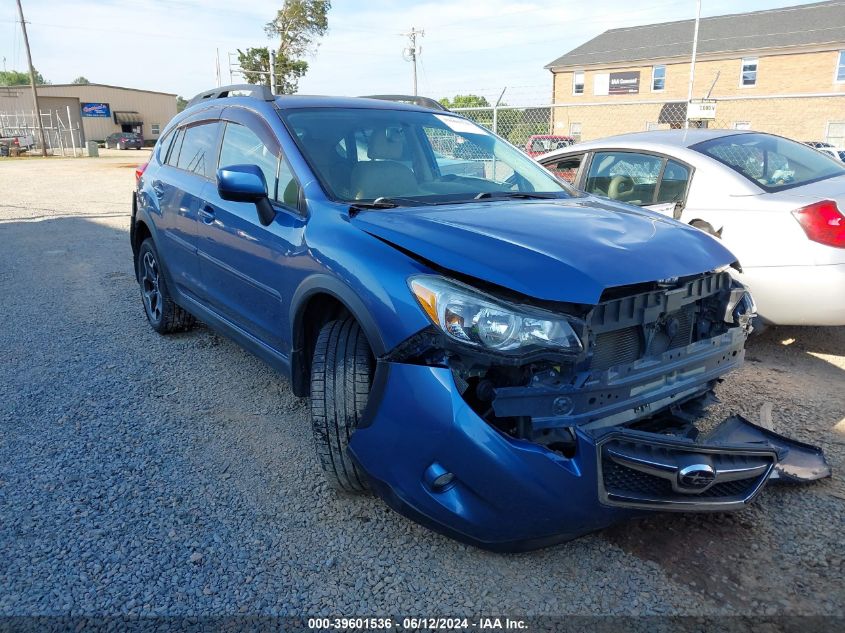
left=137, top=238, right=195, bottom=334
left=310, top=318, right=374, bottom=493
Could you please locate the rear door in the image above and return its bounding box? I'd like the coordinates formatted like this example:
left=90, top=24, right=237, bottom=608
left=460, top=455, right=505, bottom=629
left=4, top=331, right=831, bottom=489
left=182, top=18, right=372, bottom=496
left=196, top=107, right=305, bottom=352
left=574, top=150, right=694, bottom=219
left=152, top=115, right=222, bottom=301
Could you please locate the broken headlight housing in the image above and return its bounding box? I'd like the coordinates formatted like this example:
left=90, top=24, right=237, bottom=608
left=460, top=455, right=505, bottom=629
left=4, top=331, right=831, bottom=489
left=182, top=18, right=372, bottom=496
left=409, top=275, right=583, bottom=354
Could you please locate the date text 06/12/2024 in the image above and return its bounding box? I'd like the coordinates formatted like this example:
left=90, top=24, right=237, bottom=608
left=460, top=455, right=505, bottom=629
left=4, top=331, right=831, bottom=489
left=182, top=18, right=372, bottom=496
left=306, top=617, right=528, bottom=630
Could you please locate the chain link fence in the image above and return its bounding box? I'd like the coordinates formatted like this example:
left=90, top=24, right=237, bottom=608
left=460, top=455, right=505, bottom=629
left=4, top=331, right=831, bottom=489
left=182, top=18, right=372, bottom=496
left=450, top=94, right=845, bottom=154
left=0, top=109, right=83, bottom=156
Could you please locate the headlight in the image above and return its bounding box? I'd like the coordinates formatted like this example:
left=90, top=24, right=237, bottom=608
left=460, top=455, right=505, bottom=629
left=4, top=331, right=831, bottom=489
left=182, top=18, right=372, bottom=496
left=409, top=275, right=582, bottom=354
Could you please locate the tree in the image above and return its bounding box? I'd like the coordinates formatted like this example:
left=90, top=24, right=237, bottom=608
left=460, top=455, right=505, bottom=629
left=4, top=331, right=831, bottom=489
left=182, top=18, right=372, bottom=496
left=0, top=68, right=47, bottom=86
left=238, top=1, right=330, bottom=94
left=438, top=94, right=490, bottom=109
left=176, top=96, right=188, bottom=113
left=71, top=76, right=90, bottom=85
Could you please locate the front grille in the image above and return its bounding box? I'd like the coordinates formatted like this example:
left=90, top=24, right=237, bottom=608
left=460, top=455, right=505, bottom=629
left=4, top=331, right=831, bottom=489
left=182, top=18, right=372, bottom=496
left=602, top=459, right=761, bottom=500
left=598, top=436, right=775, bottom=510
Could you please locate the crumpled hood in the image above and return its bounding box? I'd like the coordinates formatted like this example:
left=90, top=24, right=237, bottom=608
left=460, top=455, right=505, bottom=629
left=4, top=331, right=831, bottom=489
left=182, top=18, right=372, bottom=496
left=352, top=197, right=738, bottom=305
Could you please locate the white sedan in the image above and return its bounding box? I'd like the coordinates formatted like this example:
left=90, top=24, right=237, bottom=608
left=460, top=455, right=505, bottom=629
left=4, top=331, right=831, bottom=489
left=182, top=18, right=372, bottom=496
left=538, top=130, right=845, bottom=326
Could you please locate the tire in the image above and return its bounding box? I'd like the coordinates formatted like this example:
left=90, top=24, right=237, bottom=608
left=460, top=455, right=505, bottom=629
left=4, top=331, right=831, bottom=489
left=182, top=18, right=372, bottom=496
left=310, top=318, right=374, bottom=493
left=137, top=238, right=196, bottom=334
left=119, top=142, right=125, bottom=150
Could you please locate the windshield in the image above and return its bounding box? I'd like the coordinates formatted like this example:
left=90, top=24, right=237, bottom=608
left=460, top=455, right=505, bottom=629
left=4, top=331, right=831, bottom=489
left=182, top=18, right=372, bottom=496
left=281, top=107, right=572, bottom=205
left=692, top=133, right=845, bottom=192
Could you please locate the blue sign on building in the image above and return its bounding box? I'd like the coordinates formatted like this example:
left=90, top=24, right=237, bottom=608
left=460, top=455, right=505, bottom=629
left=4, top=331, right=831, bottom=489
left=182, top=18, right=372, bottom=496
left=80, top=102, right=111, bottom=118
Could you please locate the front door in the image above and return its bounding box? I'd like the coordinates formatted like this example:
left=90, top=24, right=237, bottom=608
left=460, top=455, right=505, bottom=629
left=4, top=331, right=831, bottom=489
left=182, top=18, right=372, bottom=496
left=196, top=110, right=305, bottom=352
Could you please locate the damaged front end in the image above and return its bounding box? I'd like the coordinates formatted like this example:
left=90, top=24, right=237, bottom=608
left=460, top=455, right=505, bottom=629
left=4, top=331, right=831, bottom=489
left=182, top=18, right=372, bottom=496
left=348, top=270, right=829, bottom=551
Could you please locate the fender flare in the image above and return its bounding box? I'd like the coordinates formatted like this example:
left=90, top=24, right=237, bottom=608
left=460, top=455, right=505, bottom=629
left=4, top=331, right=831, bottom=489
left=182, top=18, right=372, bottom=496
left=288, top=274, right=388, bottom=397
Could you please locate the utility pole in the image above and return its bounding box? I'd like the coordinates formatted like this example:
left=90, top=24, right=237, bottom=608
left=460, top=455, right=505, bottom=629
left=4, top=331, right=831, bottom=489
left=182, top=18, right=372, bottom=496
left=685, top=0, right=702, bottom=130
left=402, top=27, right=424, bottom=96
left=15, top=0, right=47, bottom=156
left=269, top=49, right=277, bottom=94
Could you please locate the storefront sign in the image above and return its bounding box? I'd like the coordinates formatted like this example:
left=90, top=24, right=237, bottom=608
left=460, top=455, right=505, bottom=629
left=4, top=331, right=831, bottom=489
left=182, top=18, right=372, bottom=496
left=609, top=71, right=640, bottom=95
left=81, top=102, right=111, bottom=118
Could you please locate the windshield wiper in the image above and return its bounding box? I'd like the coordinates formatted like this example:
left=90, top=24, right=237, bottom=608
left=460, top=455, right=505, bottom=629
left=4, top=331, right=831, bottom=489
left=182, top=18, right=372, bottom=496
left=474, top=191, right=562, bottom=200
left=349, top=196, right=444, bottom=212
left=350, top=197, right=401, bottom=209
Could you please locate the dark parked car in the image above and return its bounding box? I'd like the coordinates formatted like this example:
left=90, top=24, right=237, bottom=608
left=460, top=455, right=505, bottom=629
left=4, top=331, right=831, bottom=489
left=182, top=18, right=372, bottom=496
left=105, top=132, right=143, bottom=150
left=131, top=85, right=828, bottom=551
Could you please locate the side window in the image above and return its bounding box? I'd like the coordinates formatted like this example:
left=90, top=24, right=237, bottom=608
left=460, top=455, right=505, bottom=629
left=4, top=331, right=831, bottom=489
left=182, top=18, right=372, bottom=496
left=166, top=128, right=185, bottom=167
left=544, top=154, right=583, bottom=184
left=157, top=129, right=175, bottom=163
left=218, top=122, right=281, bottom=201
left=176, top=122, right=221, bottom=178
left=277, top=160, right=300, bottom=208
left=584, top=151, right=663, bottom=205
left=656, top=160, right=691, bottom=204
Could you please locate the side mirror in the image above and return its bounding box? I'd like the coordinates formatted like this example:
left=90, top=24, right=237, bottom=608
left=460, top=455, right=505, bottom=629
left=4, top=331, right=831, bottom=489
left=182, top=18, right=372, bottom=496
left=217, top=164, right=275, bottom=226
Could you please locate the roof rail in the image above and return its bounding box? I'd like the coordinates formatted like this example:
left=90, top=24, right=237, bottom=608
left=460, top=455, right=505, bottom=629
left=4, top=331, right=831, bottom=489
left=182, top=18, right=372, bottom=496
left=186, top=84, right=276, bottom=108
left=360, top=95, right=449, bottom=112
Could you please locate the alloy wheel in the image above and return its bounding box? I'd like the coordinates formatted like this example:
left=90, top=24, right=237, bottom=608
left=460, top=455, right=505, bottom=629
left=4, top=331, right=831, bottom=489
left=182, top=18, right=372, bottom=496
left=141, top=251, right=162, bottom=322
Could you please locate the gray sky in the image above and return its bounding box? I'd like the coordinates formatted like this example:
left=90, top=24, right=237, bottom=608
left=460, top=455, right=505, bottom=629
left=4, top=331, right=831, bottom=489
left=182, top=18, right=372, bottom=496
left=1, top=0, right=823, bottom=101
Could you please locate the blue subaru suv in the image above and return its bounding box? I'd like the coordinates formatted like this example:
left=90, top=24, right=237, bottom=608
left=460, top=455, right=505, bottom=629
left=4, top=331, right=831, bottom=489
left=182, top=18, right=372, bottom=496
left=132, top=85, right=827, bottom=551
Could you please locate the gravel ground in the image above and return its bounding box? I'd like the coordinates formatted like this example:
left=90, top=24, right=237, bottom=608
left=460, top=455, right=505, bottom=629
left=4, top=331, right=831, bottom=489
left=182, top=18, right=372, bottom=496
left=0, top=154, right=843, bottom=619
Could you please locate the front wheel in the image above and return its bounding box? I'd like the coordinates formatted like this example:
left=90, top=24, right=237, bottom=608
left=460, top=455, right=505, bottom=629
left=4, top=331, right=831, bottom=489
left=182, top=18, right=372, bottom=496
left=137, top=238, right=195, bottom=334
left=310, top=318, right=374, bottom=493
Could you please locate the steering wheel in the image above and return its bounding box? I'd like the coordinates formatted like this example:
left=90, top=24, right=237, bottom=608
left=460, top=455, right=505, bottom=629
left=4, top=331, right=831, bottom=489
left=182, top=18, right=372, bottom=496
left=608, top=174, right=635, bottom=200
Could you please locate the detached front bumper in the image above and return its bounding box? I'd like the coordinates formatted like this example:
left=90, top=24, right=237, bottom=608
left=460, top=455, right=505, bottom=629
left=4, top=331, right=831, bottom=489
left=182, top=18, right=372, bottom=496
left=349, top=363, right=829, bottom=552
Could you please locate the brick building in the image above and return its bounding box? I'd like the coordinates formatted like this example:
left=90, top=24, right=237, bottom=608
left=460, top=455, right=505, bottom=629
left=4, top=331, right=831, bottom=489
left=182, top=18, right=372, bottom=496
left=544, top=1, right=845, bottom=144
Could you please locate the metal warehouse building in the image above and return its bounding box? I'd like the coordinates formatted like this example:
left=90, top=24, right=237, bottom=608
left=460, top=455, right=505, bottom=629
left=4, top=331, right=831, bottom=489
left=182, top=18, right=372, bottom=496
left=544, top=0, right=845, bottom=144
left=0, top=83, right=177, bottom=146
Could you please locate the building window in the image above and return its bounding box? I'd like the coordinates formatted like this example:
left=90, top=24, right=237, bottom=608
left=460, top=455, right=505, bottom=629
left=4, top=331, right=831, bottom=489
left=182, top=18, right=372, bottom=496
left=652, top=65, right=666, bottom=91
left=573, top=71, right=585, bottom=95
left=569, top=122, right=582, bottom=141
left=837, top=51, right=845, bottom=82
left=151, top=123, right=161, bottom=135
left=741, top=57, right=758, bottom=86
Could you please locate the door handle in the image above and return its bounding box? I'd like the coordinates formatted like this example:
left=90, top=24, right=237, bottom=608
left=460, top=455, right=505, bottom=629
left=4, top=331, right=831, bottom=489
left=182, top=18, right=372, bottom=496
left=198, top=205, right=215, bottom=224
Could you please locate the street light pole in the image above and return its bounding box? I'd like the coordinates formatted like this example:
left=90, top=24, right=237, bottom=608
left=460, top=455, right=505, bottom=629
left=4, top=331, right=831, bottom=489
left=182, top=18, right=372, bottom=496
left=685, top=0, right=702, bottom=130
left=15, top=0, right=47, bottom=157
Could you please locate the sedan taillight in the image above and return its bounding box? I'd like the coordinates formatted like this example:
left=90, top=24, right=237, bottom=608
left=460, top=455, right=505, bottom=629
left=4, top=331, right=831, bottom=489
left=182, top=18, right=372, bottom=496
left=791, top=200, right=845, bottom=248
